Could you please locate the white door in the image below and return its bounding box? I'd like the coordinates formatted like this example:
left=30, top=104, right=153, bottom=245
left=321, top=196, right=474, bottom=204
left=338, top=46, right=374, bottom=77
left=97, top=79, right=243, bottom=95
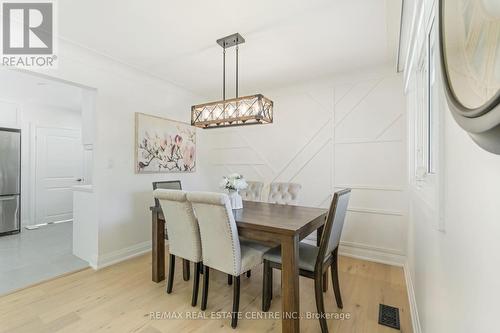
left=35, top=127, right=84, bottom=225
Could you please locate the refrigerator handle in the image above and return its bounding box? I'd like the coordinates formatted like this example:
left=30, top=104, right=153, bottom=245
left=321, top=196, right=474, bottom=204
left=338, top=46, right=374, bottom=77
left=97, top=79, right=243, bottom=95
left=0, top=196, right=17, bottom=201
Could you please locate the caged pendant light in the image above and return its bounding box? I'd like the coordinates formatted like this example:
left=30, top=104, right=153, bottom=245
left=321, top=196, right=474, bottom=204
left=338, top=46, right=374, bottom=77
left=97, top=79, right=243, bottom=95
left=191, top=33, right=274, bottom=129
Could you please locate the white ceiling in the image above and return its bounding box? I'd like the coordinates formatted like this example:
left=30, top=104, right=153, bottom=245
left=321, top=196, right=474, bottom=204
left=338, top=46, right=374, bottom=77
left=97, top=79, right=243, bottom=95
left=58, top=0, right=401, bottom=99
left=0, top=69, right=83, bottom=110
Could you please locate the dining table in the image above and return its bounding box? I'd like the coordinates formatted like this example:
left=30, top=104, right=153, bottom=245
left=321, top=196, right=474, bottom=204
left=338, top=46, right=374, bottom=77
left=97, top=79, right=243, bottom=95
left=151, top=200, right=328, bottom=333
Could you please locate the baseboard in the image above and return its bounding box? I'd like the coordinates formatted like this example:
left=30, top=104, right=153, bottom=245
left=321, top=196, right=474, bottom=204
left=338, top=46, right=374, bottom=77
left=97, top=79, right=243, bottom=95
left=95, top=241, right=152, bottom=270
left=338, top=241, right=406, bottom=267
left=88, top=256, right=98, bottom=270
left=404, top=261, right=422, bottom=333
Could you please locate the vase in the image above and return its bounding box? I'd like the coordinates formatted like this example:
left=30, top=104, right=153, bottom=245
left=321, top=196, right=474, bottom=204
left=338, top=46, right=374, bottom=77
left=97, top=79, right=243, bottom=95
left=228, top=190, right=243, bottom=210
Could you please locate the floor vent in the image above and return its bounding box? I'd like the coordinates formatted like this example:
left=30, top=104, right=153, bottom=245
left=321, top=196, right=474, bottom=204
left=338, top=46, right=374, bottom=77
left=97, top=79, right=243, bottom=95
left=378, top=304, right=400, bottom=330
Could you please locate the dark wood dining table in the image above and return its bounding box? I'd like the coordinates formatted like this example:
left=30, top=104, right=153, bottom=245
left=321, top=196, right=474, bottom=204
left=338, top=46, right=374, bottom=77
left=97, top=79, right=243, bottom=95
left=151, top=200, right=328, bottom=333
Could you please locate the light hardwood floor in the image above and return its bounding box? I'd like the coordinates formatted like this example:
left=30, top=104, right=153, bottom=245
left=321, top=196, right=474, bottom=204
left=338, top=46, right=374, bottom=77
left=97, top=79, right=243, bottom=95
left=0, top=250, right=412, bottom=333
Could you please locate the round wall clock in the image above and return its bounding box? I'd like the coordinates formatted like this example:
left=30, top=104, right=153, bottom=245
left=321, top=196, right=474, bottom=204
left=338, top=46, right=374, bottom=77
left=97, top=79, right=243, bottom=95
left=440, top=0, right=500, bottom=153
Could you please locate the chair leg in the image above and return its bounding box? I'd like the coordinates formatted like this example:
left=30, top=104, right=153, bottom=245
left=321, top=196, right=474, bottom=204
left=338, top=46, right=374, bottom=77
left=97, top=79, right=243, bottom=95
left=231, top=276, right=241, bottom=328
left=246, top=270, right=251, bottom=278
left=331, top=250, right=343, bottom=309
left=269, top=265, right=273, bottom=301
left=166, top=254, right=175, bottom=294
left=262, top=262, right=269, bottom=311
left=227, top=274, right=233, bottom=285
left=191, top=262, right=201, bottom=306
left=183, top=259, right=190, bottom=281
left=201, top=266, right=210, bottom=310
left=323, top=271, right=328, bottom=292
left=314, top=273, right=328, bottom=333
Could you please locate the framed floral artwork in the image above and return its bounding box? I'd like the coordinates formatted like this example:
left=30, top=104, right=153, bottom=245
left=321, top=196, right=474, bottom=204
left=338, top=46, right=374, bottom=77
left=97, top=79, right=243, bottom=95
left=135, top=113, right=196, bottom=173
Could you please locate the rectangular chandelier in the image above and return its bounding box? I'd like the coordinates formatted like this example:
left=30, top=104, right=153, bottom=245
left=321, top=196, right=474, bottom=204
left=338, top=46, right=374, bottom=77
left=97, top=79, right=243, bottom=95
left=191, top=33, right=274, bottom=129
left=191, top=94, right=273, bottom=128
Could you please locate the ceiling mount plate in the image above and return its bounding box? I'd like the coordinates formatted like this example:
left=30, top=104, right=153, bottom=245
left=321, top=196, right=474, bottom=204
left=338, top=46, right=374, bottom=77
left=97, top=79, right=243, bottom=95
left=216, top=33, right=245, bottom=48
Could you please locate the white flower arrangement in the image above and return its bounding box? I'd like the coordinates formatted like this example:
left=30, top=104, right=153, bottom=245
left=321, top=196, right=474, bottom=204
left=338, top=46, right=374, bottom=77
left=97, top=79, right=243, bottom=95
left=219, top=173, right=248, bottom=192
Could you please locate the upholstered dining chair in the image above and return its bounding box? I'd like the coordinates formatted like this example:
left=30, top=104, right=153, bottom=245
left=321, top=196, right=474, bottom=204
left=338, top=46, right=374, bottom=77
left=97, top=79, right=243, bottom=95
left=268, top=182, right=302, bottom=205
left=186, top=191, right=271, bottom=328
left=153, top=189, right=202, bottom=307
left=262, top=189, right=351, bottom=333
left=230, top=180, right=263, bottom=284
left=239, top=181, right=264, bottom=201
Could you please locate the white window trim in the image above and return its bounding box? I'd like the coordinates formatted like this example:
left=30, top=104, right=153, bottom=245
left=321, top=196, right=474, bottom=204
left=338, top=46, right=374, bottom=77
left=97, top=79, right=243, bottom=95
left=409, top=2, right=446, bottom=232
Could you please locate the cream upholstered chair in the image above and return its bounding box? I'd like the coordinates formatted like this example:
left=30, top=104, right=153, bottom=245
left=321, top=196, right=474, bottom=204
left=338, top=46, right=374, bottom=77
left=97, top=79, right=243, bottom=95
left=230, top=180, right=263, bottom=283
left=262, top=189, right=351, bottom=333
left=268, top=182, right=302, bottom=205
left=239, top=181, right=264, bottom=201
left=153, top=189, right=202, bottom=307
left=186, top=191, right=271, bottom=328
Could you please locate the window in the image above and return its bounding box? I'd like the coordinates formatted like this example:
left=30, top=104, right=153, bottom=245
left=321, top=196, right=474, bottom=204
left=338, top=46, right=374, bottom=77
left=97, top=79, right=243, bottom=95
left=428, top=18, right=439, bottom=174
left=410, top=11, right=445, bottom=231
left=415, top=42, right=429, bottom=179
left=415, top=17, right=439, bottom=180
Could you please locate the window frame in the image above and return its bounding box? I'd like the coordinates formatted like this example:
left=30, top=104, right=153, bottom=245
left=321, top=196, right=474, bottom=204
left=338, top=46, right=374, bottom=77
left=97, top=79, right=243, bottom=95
left=427, top=16, right=439, bottom=175
left=410, top=3, right=446, bottom=232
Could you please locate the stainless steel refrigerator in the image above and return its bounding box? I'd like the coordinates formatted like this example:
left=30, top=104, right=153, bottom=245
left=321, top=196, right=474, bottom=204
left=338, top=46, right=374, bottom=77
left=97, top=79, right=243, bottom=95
left=0, top=128, right=21, bottom=236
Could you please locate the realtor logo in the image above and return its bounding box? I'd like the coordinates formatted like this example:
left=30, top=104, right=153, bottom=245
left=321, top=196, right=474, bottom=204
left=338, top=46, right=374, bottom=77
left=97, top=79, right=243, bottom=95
left=1, top=0, right=57, bottom=67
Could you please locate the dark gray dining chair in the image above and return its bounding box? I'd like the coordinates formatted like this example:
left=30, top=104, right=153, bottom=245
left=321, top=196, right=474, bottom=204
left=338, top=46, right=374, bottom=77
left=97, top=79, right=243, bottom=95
left=153, top=180, right=182, bottom=208
left=152, top=181, right=188, bottom=279
left=262, top=188, right=351, bottom=333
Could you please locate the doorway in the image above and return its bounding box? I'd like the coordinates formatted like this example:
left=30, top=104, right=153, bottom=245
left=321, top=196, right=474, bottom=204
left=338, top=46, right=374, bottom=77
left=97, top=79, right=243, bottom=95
left=0, top=68, right=96, bottom=295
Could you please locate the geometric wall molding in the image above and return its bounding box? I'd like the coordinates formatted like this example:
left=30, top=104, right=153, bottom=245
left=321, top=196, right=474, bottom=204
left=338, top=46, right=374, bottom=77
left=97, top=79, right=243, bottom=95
left=334, top=184, right=404, bottom=192
left=347, top=207, right=404, bottom=216
left=335, top=138, right=403, bottom=145
left=334, top=73, right=407, bottom=260
left=204, top=71, right=408, bottom=264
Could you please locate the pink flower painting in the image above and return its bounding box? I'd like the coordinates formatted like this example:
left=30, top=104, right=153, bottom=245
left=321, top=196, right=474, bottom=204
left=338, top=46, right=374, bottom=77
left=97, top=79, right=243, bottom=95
left=135, top=113, right=196, bottom=173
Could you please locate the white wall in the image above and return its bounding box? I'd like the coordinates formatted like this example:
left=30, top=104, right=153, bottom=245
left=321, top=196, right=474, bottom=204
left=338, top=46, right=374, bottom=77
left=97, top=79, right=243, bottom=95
left=407, top=92, right=500, bottom=333
left=0, top=100, right=82, bottom=226
left=14, top=41, right=406, bottom=269
left=403, top=1, right=500, bottom=332
left=23, top=39, right=211, bottom=266
left=203, top=65, right=408, bottom=264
